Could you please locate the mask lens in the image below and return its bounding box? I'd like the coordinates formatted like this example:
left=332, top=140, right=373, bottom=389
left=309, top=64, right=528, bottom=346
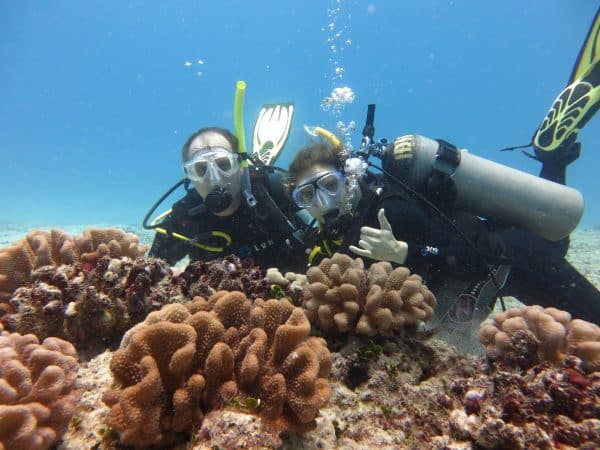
left=193, top=161, right=208, bottom=177
left=292, top=184, right=316, bottom=207
left=317, top=172, right=342, bottom=194
left=214, top=155, right=233, bottom=173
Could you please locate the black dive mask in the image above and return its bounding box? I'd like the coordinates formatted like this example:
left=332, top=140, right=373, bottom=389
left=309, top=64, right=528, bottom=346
left=204, top=186, right=233, bottom=213
left=322, top=209, right=352, bottom=240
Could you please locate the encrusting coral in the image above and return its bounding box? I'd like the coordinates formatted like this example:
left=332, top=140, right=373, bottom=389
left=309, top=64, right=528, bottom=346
left=103, top=290, right=331, bottom=448
left=479, top=305, right=600, bottom=372
left=0, top=329, right=79, bottom=450
left=0, top=228, right=148, bottom=301
left=303, top=253, right=436, bottom=336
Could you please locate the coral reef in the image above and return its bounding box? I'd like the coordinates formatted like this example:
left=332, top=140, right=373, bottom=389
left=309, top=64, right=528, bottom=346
left=103, top=291, right=331, bottom=448
left=57, top=305, right=600, bottom=449
left=480, top=305, right=600, bottom=372
left=0, top=331, right=79, bottom=450
left=2, top=224, right=597, bottom=449
left=2, top=256, right=177, bottom=351
left=0, top=250, right=310, bottom=353
left=303, top=253, right=436, bottom=336
left=0, top=228, right=148, bottom=301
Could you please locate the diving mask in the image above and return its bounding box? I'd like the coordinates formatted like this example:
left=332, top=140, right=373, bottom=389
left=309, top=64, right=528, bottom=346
left=292, top=171, right=345, bottom=209
left=183, top=147, right=240, bottom=182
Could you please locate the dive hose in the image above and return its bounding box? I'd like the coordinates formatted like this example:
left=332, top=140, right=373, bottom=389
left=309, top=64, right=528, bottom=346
left=142, top=178, right=232, bottom=252
left=143, top=178, right=187, bottom=230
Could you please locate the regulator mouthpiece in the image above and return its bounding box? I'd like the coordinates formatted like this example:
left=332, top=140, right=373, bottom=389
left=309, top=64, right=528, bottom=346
left=205, top=187, right=233, bottom=213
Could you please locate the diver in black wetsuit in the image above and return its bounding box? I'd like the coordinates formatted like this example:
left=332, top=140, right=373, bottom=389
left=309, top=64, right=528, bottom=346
left=147, top=127, right=310, bottom=273
left=286, top=10, right=600, bottom=337
left=285, top=134, right=600, bottom=329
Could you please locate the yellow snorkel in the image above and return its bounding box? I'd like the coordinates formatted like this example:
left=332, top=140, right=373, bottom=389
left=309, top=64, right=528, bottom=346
left=233, top=80, right=257, bottom=207
left=303, top=125, right=343, bottom=152
left=234, top=80, right=248, bottom=153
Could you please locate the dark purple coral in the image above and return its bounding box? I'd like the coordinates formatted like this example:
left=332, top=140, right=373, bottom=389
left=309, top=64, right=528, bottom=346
left=174, top=254, right=269, bottom=300
left=1, top=256, right=178, bottom=351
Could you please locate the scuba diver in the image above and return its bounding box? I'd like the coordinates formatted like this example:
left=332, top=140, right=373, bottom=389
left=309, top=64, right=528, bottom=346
left=286, top=9, right=600, bottom=351
left=145, top=82, right=310, bottom=273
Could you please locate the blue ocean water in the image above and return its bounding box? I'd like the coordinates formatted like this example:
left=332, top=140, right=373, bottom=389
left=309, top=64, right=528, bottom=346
left=0, top=1, right=598, bottom=228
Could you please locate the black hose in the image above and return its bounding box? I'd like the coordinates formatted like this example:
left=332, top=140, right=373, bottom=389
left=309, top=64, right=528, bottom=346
left=142, top=178, right=187, bottom=229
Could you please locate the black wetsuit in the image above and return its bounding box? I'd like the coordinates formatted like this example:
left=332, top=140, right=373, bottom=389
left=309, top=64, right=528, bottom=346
left=149, top=171, right=310, bottom=273
left=317, top=160, right=600, bottom=325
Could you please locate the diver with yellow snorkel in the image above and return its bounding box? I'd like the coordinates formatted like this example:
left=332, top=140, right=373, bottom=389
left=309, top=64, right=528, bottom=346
left=285, top=9, right=600, bottom=352
left=144, top=81, right=311, bottom=272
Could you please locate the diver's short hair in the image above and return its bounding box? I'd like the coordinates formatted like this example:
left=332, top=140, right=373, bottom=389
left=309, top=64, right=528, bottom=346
left=181, top=127, right=238, bottom=162
left=286, top=142, right=341, bottom=193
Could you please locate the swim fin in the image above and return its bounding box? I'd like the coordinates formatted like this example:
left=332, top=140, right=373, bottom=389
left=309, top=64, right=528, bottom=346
left=252, top=102, right=294, bottom=165
left=532, top=8, right=600, bottom=158
left=500, top=9, right=600, bottom=159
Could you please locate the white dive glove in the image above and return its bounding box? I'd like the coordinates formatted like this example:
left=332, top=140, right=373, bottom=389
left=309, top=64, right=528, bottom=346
left=349, top=208, right=408, bottom=265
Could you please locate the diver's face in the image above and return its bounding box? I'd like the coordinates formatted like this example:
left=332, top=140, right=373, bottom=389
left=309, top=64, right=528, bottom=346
left=293, top=164, right=346, bottom=221
left=184, top=131, right=242, bottom=202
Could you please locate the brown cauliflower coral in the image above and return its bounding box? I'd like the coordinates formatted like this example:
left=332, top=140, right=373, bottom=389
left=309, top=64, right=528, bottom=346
left=303, top=253, right=436, bottom=336
left=103, top=291, right=331, bottom=448
left=0, top=227, right=148, bottom=301
left=0, top=331, right=79, bottom=450
left=479, top=305, right=600, bottom=372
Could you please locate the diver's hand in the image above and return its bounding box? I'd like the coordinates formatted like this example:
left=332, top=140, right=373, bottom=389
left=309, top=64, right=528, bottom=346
left=349, top=209, right=408, bottom=264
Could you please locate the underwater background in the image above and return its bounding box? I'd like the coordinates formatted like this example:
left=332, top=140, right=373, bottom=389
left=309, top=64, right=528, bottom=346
left=1, top=0, right=599, bottom=228
left=2, top=3, right=600, bottom=449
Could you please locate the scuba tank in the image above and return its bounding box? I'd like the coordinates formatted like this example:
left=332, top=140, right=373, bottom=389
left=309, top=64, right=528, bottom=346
left=380, top=134, right=583, bottom=242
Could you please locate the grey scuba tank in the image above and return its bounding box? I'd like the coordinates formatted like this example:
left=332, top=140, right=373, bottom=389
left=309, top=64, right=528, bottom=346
left=391, top=135, right=584, bottom=241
